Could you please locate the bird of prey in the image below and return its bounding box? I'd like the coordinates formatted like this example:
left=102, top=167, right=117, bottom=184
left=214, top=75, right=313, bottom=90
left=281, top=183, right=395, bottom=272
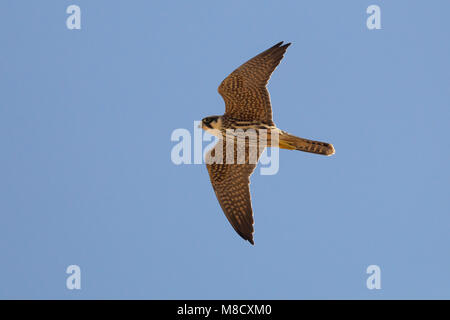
left=201, top=41, right=335, bottom=245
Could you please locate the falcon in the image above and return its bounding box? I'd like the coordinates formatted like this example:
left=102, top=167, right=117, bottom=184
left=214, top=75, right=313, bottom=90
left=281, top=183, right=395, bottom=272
left=201, top=41, right=335, bottom=245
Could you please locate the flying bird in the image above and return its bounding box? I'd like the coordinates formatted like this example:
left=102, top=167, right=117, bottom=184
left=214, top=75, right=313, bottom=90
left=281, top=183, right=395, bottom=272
left=201, top=42, right=335, bottom=245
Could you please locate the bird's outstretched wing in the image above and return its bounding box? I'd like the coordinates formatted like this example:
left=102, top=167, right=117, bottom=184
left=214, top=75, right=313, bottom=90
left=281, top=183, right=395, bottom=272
left=205, top=139, right=264, bottom=245
left=218, top=41, right=291, bottom=124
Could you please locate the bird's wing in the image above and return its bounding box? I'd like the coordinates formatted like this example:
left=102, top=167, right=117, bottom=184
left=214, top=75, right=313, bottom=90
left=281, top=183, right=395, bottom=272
left=218, top=41, right=291, bottom=124
left=205, top=138, right=264, bottom=245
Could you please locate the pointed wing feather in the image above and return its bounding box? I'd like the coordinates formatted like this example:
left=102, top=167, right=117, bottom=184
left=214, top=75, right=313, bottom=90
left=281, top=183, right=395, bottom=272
left=218, top=41, right=291, bottom=124
left=205, top=137, right=264, bottom=245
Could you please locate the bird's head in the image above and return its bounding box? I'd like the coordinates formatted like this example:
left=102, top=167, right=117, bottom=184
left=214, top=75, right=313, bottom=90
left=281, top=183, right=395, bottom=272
left=201, top=116, right=221, bottom=131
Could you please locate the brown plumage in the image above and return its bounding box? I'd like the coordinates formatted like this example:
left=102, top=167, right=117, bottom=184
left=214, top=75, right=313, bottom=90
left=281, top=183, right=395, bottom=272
left=218, top=41, right=290, bottom=124
left=206, top=141, right=263, bottom=245
left=202, top=42, right=335, bottom=245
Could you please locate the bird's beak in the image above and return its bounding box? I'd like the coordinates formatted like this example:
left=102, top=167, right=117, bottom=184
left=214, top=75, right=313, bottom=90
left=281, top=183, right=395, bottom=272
left=198, top=123, right=202, bottom=129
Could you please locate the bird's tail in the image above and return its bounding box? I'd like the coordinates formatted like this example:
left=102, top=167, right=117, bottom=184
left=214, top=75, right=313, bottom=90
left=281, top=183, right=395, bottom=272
left=278, top=131, right=335, bottom=156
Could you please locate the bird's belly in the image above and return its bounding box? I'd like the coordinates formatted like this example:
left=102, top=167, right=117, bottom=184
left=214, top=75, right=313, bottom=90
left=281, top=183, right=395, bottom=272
left=220, top=126, right=281, bottom=147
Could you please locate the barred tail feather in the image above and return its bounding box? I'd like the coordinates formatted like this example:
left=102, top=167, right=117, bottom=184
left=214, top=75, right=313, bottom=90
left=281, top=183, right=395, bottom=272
left=279, top=131, right=335, bottom=156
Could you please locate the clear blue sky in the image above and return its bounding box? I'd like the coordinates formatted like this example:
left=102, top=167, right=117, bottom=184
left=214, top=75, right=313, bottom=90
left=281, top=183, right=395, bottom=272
left=1, top=0, right=449, bottom=299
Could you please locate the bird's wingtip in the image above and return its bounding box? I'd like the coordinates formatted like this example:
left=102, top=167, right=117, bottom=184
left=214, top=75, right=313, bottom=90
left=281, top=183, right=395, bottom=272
left=272, top=42, right=291, bottom=51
